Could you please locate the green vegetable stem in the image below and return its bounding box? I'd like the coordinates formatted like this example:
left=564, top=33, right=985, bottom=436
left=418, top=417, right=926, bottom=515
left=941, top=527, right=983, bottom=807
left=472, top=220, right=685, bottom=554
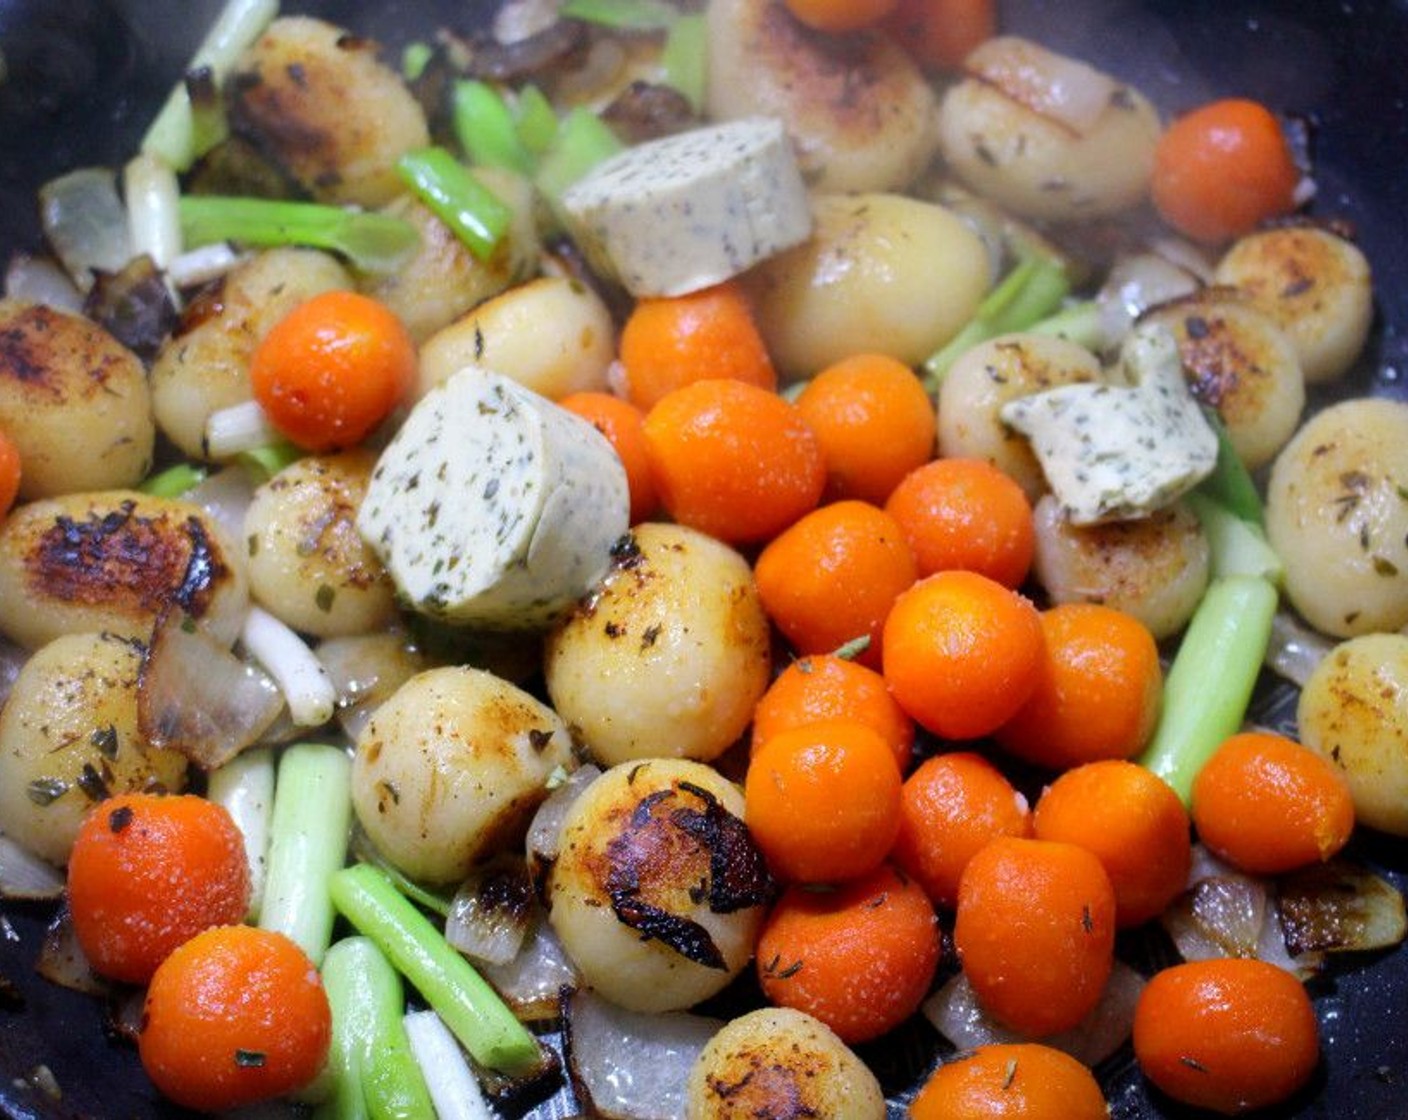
left=396, top=148, right=514, bottom=262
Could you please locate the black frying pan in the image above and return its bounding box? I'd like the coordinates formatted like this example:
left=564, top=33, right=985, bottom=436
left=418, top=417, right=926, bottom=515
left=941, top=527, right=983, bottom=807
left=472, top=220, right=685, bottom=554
left=0, top=1, right=1404, bottom=1116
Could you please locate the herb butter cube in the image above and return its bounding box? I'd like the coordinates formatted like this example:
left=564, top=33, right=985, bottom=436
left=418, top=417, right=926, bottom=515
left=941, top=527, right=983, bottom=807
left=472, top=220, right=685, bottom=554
left=357, top=366, right=630, bottom=629
left=560, top=116, right=812, bottom=298
left=1001, top=324, right=1217, bottom=525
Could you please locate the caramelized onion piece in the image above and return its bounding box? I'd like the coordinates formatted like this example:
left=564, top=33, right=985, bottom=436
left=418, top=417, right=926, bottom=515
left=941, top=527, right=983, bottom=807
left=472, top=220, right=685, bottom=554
left=36, top=905, right=111, bottom=997
left=446, top=854, right=536, bottom=966
left=1278, top=860, right=1408, bottom=956
left=480, top=912, right=581, bottom=1022
left=0, top=829, right=65, bottom=901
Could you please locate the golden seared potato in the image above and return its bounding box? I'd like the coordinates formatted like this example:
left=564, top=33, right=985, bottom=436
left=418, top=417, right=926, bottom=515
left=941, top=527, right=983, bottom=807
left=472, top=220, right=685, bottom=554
left=0, top=301, right=154, bottom=499
left=351, top=666, right=574, bottom=885
left=243, top=450, right=396, bottom=639
left=939, top=333, right=1102, bottom=500
left=362, top=168, right=540, bottom=345
left=0, top=490, right=249, bottom=650
left=706, top=0, right=937, bottom=193
left=1298, top=633, right=1408, bottom=838
left=936, top=37, right=1161, bottom=222
left=1266, top=398, right=1408, bottom=638
left=151, top=248, right=352, bottom=460
left=686, top=1007, right=885, bottom=1120
left=1032, top=494, right=1210, bottom=641
left=416, top=275, right=616, bottom=403
left=1143, top=289, right=1305, bottom=471
left=544, top=523, right=771, bottom=766
left=548, top=759, right=772, bottom=1013
left=748, top=192, right=990, bottom=379
left=226, top=16, right=429, bottom=207
left=1214, top=225, right=1373, bottom=384
left=0, top=632, right=188, bottom=865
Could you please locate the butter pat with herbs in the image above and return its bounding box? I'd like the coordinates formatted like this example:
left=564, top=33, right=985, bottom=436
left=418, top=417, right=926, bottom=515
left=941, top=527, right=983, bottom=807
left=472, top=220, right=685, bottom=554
left=1001, top=324, right=1217, bottom=524
left=560, top=116, right=812, bottom=297
left=357, top=366, right=629, bottom=629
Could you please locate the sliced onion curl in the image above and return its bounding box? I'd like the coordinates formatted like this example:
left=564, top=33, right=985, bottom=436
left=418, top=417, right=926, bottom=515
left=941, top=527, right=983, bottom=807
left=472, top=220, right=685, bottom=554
left=1098, top=251, right=1204, bottom=346
left=922, top=961, right=1145, bottom=1068
left=3, top=253, right=85, bottom=312
left=167, top=241, right=245, bottom=291
left=1277, top=860, right=1407, bottom=957
left=965, top=36, right=1119, bottom=135
left=185, top=463, right=258, bottom=548
left=138, top=607, right=284, bottom=770
left=480, top=906, right=581, bottom=1022
left=38, top=167, right=133, bottom=291
left=36, top=906, right=111, bottom=997
left=446, top=854, right=535, bottom=966
left=564, top=988, right=724, bottom=1120
left=318, top=629, right=432, bottom=742
left=0, top=828, right=65, bottom=901
left=1265, top=608, right=1336, bottom=688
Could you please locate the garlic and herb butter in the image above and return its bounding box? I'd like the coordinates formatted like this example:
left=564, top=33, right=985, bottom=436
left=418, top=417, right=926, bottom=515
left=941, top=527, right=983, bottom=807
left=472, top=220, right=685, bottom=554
left=1001, top=324, right=1217, bottom=524
left=560, top=116, right=812, bottom=298
left=357, top=366, right=629, bottom=630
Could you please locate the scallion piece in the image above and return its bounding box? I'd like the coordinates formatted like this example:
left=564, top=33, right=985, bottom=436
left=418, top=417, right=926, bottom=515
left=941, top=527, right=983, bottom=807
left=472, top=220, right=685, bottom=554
left=139, top=462, right=207, bottom=499
left=403, top=1011, right=496, bottom=1120
left=257, top=744, right=353, bottom=965
left=662, top=13, right=708, bottom=112
left=402, top=41, right=433, bottom=81
left=559, top=0, right=678, bottom=29
left=238, top=439, right=304, bottom=484
left=1025, top=298, right=1104, bottom=352
left=453, top=81, right=533, bottom=174
left=514, top=85, right=559, bottom=156
left=1196, top=406, right=1265, bottom=526
left=1185, top=492, right=1283, bottom=584
left=124, top=154, right=183, bottom=270
left=396, top=148, right=513, bottom=262
left=534, top=108, right=624, bottom=215
left=205, top=747, right=275, bottom=921
left=329, top=863, right=541, bottom=1077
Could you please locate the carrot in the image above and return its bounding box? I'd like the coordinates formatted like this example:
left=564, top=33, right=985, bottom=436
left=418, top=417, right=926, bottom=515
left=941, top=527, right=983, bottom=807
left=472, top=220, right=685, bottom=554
left=954, top=836, right=1116, bottom=1037
left=1132, top=958, right=1319, bottom=1114
left=794, top=353, right=936, bottom=506
left=909, top=1043, right=1108, bottom=1120
left=891, top=751, right=1031, bottom=910
left=1033, top=760, right=1191, bottom=929
left=783, top=0, right=898, bottom=33
left=557, top=391, right=659, bottom=524
left=995, top=603, right=1163, bottom=771
left=618, top=281, right=776, bottom=412
left=0, top=428, right=20, bottom=515
left=66, top=793, right=250, bottom=985
left=1190, top=730, right=1355, bottom=875
left=139, top=924, right=332, bottom=1112
left=882, top=569, right=1044, bottom=741
left=642, top=378, right=826, bottom=546
left=757, top=863, right=941, bottom=1044
left=1151, top=98, right=1301, bottom=244
left=883, top=0, right=996, bottom=71
left=884, top=457, right=1035, bottom=588
left=250, top=290, right=417, bottom=452
left=744, top=718, right=903, bottom=884
left=753, top=499, right=917, bottom=671
left=750, top=653, right=915, bottom=776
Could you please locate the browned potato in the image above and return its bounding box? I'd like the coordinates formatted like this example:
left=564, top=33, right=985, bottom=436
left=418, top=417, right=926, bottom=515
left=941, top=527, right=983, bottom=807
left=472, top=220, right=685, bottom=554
left=0, top=300, right=153, bottom=498
left=0, top=490, right=249, bottom=649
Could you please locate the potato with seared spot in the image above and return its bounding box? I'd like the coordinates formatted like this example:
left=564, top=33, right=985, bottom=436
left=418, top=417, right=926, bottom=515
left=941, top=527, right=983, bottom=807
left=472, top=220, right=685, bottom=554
left=351, top=665, right=574, bottom=885
left=243, top=450, right=396, bottom=639
left=686, top=1007, right=885, bottom=1120
left=0, top=632, right=188, bottom=865
left=0, top=301, right=154, bottom=499
left=544, top=523, right=771, bottom=767
left=150, top=248, right=351, bottom=460
left=0, top=490, right=249, bottom=650
left=548, top=759, right=772, bottom=1013
left=226, top=16, right=429, bottom=207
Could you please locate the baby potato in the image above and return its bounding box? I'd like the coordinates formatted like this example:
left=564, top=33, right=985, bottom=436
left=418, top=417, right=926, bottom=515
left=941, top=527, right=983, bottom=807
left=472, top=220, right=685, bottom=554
left=548, top=759, right=771, bottom=1013
left=1266, top=398, right=1408, bottom=638
left=243, top=450, right=396, bottom=638
left=1032, top=493, right=1210, bottom=641
left=748, top=192, right=990, bottom=379
left=686, top=1007, right=885, bottom=1120
left=351, top=665, right=574, bottom=885
left=0, top=490, right=249, bottom=650
left=543, top=523, right=771, bottom=766
left=151, top=248, right=352, bottom=460
left=939, top=332, right=1102, bottom=500
left=1214, top=225, right=1373, bottom=384
left=936, top=38, right=1161, bottom=222
left=362, top=169, right=540, bottom=345
left=0, top=632, right=189, bottom=865
left=0, top=301, right=154, bottom=499
left=1143, top=289, right=1305, bottom=471
left=415, top=275, right=616, bottom=403
left=706, top=0, right=937, bottom=193
left=226, top=16, right=430, bottom=207
left=1297, top=633, right=1408, bottom=838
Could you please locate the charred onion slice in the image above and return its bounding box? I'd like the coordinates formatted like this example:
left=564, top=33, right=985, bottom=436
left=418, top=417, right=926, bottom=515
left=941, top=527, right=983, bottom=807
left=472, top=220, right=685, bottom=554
left=446, top=854, right=536, bottom=966
left=36, top=904, right=111, bottom=997
left=480, top=913, right=581, bottom=1022
left=1278, top=860, right=1408, bottom=956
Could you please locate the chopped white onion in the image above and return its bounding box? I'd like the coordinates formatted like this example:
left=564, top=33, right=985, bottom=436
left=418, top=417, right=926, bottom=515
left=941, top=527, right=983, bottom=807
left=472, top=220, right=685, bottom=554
left=0, top=829, right=64, bottom=901
left=123, top=153, right=182, bottom=270
left=445, top=855, right=535, bottom=966
left=526, top=763, right=602, bottom=880
left=204, top=400, right=283, bottom=461
left=317, top=629, right=429, bottom=743
left=206, top=747, right=276, bottom=921
left=1098, top=251, right=1204, bottom=345
left=966, top=36, right=1119, bottom=135
left=1266, top=609, right=1335, bottom=688
left=480, top=911, right=581, bottom=1022
left=3, top=253, right=84, bottom=312
left=493, top=0, right=562, bottom=44
left=38, top=167, right=132, bottom=291
left=36, top=907, right=110, bottom=997
left=565, top=989, right=723, bottom=1120
left=240, top=606, right=338, bottom=727
left=186, top=464, right=258, bottom=551
left=404, top=1010, right=496, bottom=1120
left=922, top=961, right=1145, bottom=1068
